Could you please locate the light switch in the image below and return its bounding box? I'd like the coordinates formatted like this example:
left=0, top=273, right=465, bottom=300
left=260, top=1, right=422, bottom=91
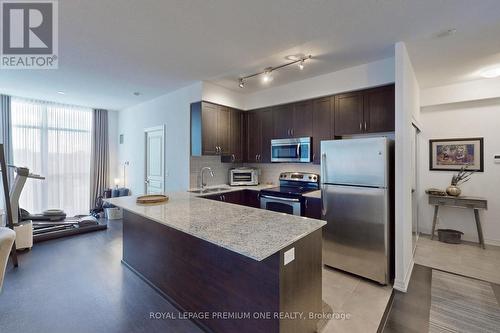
left=284, top=247, right=295, bottom=265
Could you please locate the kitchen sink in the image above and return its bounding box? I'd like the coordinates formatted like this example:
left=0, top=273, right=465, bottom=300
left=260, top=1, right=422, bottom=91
left=189, top=187, right=231, bottom=194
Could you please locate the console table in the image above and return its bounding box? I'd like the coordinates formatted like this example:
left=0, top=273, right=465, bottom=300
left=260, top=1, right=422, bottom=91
left=428, top=195, right=487, bottom=249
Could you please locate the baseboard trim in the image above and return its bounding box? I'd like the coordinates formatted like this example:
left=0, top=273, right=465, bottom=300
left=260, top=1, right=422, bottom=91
left=393, top=258, right=414, bottom=292
left=377, top=289, right=395, bottom=333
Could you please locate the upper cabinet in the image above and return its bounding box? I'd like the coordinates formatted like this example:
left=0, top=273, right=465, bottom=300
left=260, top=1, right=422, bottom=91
left=334, top=91, right=364, bottom=135
left=192, top=84, right=394, bottom=164
left=334, top=85, right=395, bottom=135
left=292, top=100, right=313, bottom=138
left=246, top=108, right=272, bottom=163
left=272, top=104, right=294, bottom=139
left=363, top=85, right=395, bottom=133
left=191, top=101, right=243, bottom=159
left=272, top=102, right=313, bottom=139
left=312, top=97, right=333, bottom=164
left=228, top=109, right=244, bottom=163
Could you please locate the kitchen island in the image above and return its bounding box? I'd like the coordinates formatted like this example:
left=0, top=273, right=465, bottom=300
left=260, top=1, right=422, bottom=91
left=106, top=192, right=325, bottom=333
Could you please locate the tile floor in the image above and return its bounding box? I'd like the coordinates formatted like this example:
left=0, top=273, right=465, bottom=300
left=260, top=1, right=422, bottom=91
left=1, top=220, right=393, bottom=333
left=320, top=266, right=393, bottom=333
left=415, top=235, right=500, bottom=284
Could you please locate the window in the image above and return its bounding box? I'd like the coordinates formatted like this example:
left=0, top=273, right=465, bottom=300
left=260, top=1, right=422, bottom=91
left=11, top=98, right=92, bottom=216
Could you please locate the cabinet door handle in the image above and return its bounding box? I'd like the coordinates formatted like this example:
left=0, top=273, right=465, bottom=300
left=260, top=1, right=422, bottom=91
left=305, top=199, right=308, bottom=209
left=359, top=122, right=362, bottom=131
left=231, top=154, right=235, bottom=162
left=255, top=154, right=258, bottom=161
left=364, top=122, right=367, bottom=131
left=291, top=129, right=294, bottom=136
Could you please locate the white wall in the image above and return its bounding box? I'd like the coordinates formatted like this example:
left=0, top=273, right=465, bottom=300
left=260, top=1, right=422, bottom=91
left=394, top=42, right=420, bottom=292
left=421, top=77, right=500, bottom=107
left=418, top=98, right=500, bottom=246
left=244, top=58, right=395, bottom=110
left=117, top=83, right=202, bottom=195
left=202, top=82, right=246, bottom=110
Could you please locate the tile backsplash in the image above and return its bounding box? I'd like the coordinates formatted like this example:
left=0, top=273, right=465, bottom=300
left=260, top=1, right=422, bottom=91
left=189, top=156, right=320, bottom=188
left=190, top=156, right=234, bottom=188
left=245, top=163, right=320, bottom=185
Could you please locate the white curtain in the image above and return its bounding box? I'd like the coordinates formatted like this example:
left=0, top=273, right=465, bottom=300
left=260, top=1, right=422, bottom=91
left=11, top=98, right=92, bottom=216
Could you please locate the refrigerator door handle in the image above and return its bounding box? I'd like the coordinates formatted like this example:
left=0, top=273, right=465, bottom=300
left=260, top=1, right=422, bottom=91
left=321, top=153, right=327, bottom=216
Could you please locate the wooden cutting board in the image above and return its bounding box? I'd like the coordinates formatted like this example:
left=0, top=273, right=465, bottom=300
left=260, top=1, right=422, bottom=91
left=136, top=194, right=169, bottom=204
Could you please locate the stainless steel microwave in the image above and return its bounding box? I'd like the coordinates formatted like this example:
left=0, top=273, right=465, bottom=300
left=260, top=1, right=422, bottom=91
left=271, top=137, right=311, bottom=163
left=229, top=168, right=259, bottom=186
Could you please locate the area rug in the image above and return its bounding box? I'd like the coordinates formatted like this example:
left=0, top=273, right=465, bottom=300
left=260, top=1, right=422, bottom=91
left=429, top=269, right=500, bottom=333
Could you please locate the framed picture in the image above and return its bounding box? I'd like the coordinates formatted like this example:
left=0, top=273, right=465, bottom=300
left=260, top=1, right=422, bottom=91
left=429, top=137, right=484, bottom=172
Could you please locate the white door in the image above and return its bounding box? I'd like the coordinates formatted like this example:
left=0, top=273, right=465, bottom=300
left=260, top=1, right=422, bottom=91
left=144, top=125, right=165, bottom=194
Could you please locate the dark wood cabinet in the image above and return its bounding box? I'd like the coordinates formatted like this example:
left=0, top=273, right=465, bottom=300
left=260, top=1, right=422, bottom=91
left=312, top=97, right=333, bottom=164
left=363, top=85, right=395, bottom=133
left=242, top=190, right=260, bottom=208
left=202, top=190, right=260, bottom=209
left=334, top=91, right=364, bottom=135
left=201, top=102, right=219, bottom=155
left=260, top=109, right=273, bottom=163
left=303, top=197, right=322, bottom=220
left=334, top=85, right=395, bottom=136
left=272, top=104, right=293, bottom=139
left=246, top=110, right=261, bottom=163
left=193, top=84, right=394, bottom=161
left=272, top=102, right=312, bottom=139
left=229, top=109, right=243, bottom=162
left=292, top=101, right=313, bottom=138
left=245, top=108, right=272, bottom=163
left=192, top=101, right=243, bottom=158
left=218, top=106, right=231, bottom=154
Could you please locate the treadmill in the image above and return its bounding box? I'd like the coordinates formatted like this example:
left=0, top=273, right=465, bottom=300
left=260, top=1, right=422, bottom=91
left=10, top=166, right=107, bottom=244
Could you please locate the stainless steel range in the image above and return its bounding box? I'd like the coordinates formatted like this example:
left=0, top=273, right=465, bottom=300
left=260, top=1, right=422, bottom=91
left=260, top=172, right=319, bottom=216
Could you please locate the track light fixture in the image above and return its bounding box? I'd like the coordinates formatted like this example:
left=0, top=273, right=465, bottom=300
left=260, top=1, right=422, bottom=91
left=238, top=55, right=312, bottom=88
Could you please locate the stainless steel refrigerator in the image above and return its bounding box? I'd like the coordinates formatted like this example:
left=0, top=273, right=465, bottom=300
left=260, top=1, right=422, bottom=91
left=320, top=137, right=392, bottom=285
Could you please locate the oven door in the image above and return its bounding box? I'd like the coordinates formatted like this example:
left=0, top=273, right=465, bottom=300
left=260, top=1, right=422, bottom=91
left=260, top=195, right=302, bottom=216
left=271, top=137, right=311, bottom=163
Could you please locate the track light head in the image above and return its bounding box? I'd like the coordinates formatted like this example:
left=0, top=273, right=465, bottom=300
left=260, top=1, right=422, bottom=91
left=238, top=78, right=245, bottom=88
left=262, top=69, right=273, bottom=83
left=298, top=59, right=304, bottom=70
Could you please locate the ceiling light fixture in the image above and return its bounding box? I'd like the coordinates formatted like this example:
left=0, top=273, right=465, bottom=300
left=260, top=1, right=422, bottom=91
left=238, top=55, right=312, bottom=88
left=435, top=28, right=457, bottom=38
left=57, top=91, right=65, bottom=95
left=480, top=67, right=500, bottom=79
left=262, top=68, right=273, bottom=83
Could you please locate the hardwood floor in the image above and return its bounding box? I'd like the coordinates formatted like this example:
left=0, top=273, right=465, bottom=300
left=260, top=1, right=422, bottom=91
left=0, top=220, right=203, bottom=333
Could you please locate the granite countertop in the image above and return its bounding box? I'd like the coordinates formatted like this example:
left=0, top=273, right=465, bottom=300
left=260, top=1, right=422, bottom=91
left=303, top=190, right=321, bottom=199
left=105, top=190, right=325, bottom=262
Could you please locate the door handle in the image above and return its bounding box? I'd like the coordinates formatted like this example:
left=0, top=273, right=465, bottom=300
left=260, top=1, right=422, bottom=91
left=145, top=180, right=150, bottom=184
left=321, top=153, right=328, bottom=216
left=296, top=143, right=301, bottom=158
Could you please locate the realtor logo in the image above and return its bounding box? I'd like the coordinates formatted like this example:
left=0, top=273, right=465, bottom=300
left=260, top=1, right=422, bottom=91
left=1, top=0, right=58, bottom=69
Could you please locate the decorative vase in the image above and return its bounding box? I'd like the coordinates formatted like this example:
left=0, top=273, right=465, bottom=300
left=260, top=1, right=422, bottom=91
left=446, top=185, right=461, bottom=197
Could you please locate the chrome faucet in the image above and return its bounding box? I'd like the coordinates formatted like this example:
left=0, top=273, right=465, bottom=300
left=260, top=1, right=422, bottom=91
left=200, top=167, right=215, bottom=191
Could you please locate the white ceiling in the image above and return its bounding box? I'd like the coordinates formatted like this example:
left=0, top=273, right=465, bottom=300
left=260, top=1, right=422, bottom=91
left=1, top=0, right=499, bottom=110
